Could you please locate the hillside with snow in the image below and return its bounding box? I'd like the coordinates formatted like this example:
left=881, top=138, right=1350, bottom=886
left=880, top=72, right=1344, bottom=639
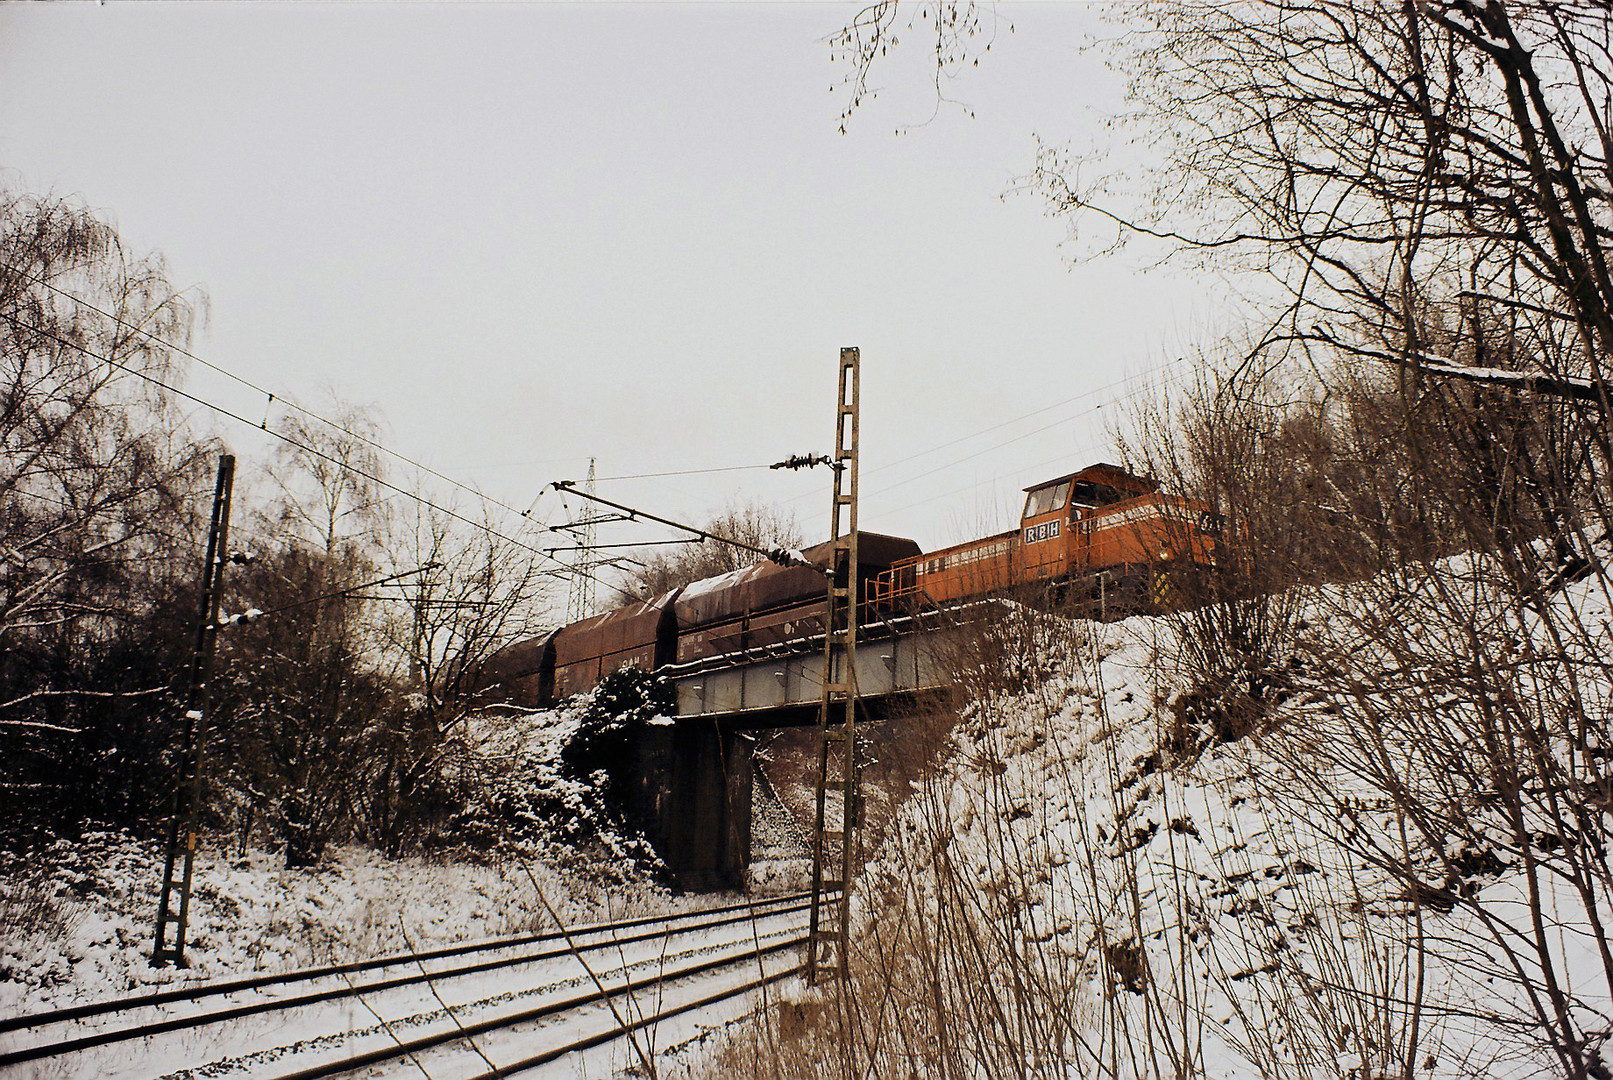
left=692, top=556, right=1613, bottom=1079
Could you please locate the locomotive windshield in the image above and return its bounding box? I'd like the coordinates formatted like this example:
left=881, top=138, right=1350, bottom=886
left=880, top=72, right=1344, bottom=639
left=1023, top=480, right=1072, bottom=519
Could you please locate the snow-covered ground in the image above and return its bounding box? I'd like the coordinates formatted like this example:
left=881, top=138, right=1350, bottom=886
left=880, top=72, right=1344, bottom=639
left=0, top=832, right=709, bottom=1022
left=684, top=564, right=1613, bottom=1079
left=0, top=694, right=823, bottom=1079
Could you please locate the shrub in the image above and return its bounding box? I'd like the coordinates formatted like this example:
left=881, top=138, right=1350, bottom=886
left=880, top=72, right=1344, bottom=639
left=558, top=666, right=674, bottom=821
left=445, top=669, right=674, bottom=879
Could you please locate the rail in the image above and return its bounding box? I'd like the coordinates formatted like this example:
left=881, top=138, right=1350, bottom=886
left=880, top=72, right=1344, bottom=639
left=0, top=889, right=829, bottom=1073
left=270, top=933, right=805, bottom=1080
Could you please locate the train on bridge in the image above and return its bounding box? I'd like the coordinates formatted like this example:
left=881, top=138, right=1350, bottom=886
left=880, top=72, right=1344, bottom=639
left=487, top=463, right=1218, bottom=708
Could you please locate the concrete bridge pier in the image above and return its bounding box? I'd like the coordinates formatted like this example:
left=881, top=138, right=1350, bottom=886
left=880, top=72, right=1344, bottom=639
left=632, top=719, right=753, bottom=890
left=639, top=620, right=964, bottom=887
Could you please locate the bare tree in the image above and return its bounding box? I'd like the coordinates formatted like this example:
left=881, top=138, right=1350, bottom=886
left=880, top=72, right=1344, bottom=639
left=0, top=189, right=207, bottom=672
left=221, top=404, right=388, bottom=866
left=361, top=498, right=553, bottom=853
left=0, top=189, right=210, bottom=834
left=1041, top=4, right=1613, bottom=423
left=265, top=406, right=386, bottom=565
left=827, top=0, right=1008, bottom=132
left=384, top=499, right=551, bottom=714
left=1117, top=362, right=1312, bottom=747
left=834, top=0, right=1613, bottom=470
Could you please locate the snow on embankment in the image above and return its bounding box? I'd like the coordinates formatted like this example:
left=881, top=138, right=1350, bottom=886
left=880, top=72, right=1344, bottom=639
left=700, top=567, right=1613, bottom=1079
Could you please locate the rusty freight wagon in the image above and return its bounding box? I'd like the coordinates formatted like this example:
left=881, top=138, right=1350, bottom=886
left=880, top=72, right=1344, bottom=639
left=549, top=589, right=682, bottom=700
left=673, top=532, right=919, bottom=666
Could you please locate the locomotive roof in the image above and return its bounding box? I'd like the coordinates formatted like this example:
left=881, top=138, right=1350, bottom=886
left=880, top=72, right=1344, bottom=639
left=1023, top=462, right=1158, bottom=495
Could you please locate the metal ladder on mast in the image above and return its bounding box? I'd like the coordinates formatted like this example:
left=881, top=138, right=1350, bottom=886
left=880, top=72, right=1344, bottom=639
left=807, top=347, right=860, bottom=984
left=151, top=454, right=236, bottom=968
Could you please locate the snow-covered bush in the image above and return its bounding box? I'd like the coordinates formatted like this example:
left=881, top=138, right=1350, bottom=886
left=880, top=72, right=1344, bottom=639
left=559, top=666, right=676, bottom=821
left=445, top=671, right=673, bottom=880
left=0, top=853, right=84, bottom=989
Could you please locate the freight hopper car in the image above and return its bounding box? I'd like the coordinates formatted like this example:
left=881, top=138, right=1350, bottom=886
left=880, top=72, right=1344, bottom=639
left=869, top=463, right=1218, bottom=612
left=672, top=532, right=920, bottom=666
left=481, top=532, right=921, bottom=709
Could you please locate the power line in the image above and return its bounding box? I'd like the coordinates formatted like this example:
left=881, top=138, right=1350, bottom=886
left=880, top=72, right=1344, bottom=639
left=858, top=362, right=1193, bottom=504
left=861, top=364, right=1197, bottom=526
left=17, top=276, right=792, bottom=605
left=591, top=463, right=774, bottom=482
left=558, top=362, right=1191, bottom=562
left=865, top=355, right=1189, bottom=479
left=868, top=434, right=1112, bottom=524
left=779, top=357, right=1192, bottom=512
left=551, top=481, right=812, bottom=568
left=220, top=564, right=440, bottom=624
left=543, top=539, right=695, bottom=554
left=27, top=271, right=1193, bottom=549
left=16, top=269, right=554, bottom=528
left=5, top=314, right=642, bottom=603
left=15, top=274, right=1195, bottom=602
left=547, top=361, right=1193, bottom=518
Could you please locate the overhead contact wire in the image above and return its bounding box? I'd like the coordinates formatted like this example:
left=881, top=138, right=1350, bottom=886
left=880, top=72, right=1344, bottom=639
left=590, top=463, right=774, bottom=482
left=862, top=362, right=1192, bottom=501
left=862, top=353, right=1191, bottom=480
left=17, top=269, right=553, bottom=526
left=864, top=363, right=1197, bottom=524
left=5, top=315, right=638, bottom=602
left=550, top=482, right=799, bottom=564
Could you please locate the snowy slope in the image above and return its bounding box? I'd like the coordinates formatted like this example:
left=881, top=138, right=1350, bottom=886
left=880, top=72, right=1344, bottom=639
left=691, top=566, right=1613, bottom=1079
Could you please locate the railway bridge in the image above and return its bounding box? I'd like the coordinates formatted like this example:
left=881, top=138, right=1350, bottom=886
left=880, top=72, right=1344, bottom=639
left=617, top=608, right=966, bottom=889
left=484, top=457, right=1218, bottom=889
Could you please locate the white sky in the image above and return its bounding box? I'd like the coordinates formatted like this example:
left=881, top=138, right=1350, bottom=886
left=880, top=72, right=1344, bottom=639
left=0, top=2, right=1225, bottom=581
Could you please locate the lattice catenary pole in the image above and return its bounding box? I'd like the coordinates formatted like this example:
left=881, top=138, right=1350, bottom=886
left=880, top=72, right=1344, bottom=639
left=567, top=458, right=599, bottom=622
left=807, top=347, right=861, bottom=984
left=152, top=453, right=237, bottom=967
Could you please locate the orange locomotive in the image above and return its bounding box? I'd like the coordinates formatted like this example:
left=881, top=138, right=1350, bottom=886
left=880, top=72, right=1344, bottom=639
left=870, top=463, right=1218, bottom=612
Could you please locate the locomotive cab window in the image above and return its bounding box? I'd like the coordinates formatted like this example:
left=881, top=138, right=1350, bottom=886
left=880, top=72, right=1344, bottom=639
left=1023, top=480, right=1072, bottom=519
left=1069, top=479, right=1123, bottom=509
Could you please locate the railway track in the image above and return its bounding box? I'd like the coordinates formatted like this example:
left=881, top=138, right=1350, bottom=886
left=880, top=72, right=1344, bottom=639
left=1, top=890, right=826, bottom=1079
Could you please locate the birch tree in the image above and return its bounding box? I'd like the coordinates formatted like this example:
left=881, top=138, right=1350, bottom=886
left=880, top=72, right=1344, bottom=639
left=0, top=190, right=208, bottom=832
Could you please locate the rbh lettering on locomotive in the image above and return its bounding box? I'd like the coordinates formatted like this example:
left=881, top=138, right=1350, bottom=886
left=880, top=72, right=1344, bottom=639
left=1024, top=519, right=1061, bottom=545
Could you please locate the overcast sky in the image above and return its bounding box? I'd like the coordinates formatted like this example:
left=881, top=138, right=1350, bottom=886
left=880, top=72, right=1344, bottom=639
left=1, top=2, right=1226, bottom=588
